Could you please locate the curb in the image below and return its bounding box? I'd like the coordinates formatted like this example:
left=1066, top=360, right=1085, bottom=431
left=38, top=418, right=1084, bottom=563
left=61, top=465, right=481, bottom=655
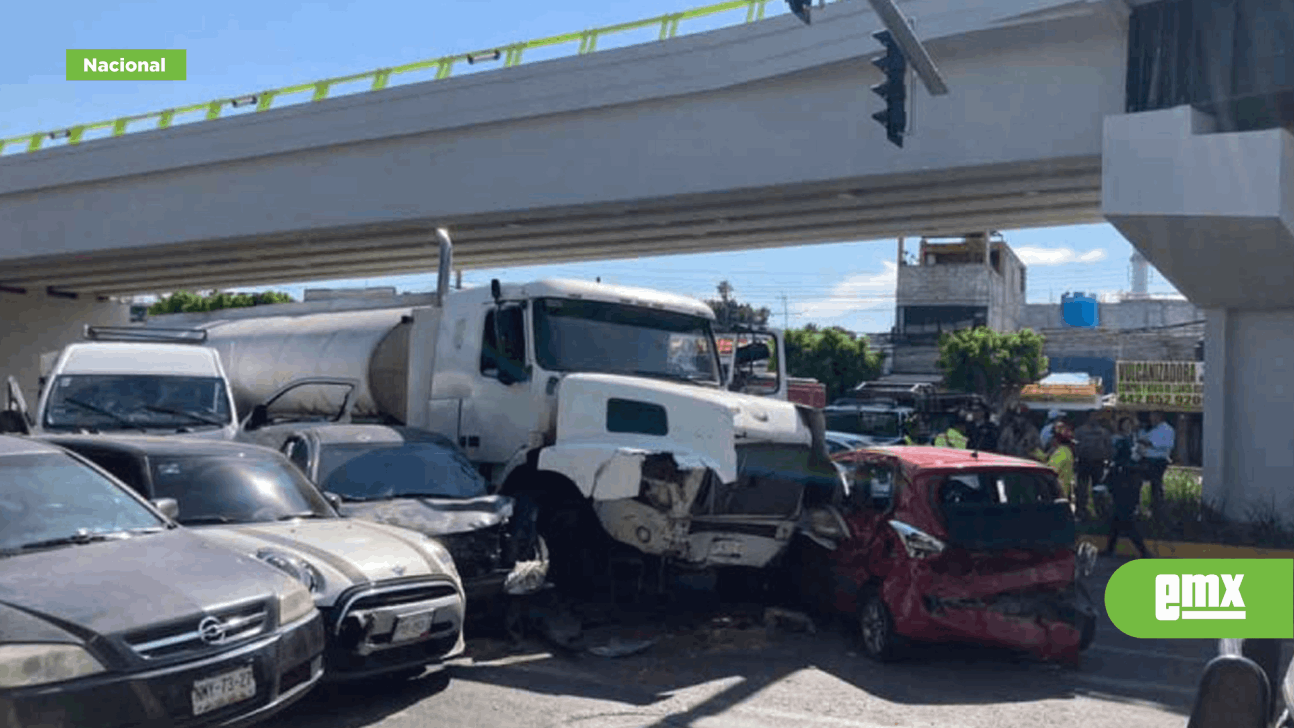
left=1079, top=535, right=1294, bottom=559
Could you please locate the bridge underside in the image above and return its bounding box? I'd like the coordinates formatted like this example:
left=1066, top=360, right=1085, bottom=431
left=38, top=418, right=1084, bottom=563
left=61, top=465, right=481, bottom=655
left=2, top=157, right=1100, bottom=297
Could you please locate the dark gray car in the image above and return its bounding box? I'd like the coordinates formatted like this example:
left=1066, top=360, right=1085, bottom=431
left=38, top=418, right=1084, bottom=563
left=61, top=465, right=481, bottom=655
left=248, top=424, right=548, bottom=602
left=0, top=435, right=325, bottom=728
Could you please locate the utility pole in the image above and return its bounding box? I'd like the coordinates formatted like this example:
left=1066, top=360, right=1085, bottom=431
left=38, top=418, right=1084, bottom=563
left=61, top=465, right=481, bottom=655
left=781, top=293, right=790, bottom=329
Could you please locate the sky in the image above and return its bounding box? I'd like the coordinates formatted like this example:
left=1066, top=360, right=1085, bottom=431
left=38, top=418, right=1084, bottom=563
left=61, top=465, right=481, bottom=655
left=1, top=0, right=1185, bottom=334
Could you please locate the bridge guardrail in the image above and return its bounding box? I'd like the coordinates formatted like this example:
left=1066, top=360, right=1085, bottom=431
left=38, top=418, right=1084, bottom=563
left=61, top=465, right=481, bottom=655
left=1, top=0, right=842, bottom=157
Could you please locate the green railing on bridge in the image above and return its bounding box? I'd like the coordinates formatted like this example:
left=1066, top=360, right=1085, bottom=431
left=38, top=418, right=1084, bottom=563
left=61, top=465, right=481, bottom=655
left=1, top=0, right=840, bottom=157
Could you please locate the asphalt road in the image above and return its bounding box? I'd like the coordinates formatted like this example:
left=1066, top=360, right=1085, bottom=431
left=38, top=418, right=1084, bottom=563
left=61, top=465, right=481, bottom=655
left=277, top=557, right=1214, bottom=728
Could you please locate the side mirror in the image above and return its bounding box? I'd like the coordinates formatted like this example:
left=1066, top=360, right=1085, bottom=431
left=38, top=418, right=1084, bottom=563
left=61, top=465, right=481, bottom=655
left=323, top=492, right=343, bottom=511
left=491, top=279, right=502, bottom=303
left=245, top=403, right=269, bottom=431
left=151, top=498, right=180, bottom=520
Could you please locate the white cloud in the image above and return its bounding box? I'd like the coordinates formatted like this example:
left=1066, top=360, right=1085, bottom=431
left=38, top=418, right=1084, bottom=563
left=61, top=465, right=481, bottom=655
left=1014, top=246, right=1107, bottom=266
left=795, top=262, right=897, bottom=321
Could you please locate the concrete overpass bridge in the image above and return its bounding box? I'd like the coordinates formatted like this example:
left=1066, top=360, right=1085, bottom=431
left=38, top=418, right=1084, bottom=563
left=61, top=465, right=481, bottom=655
left=0, top=0, right=1124, bottom=296
left=1, top=0, right=1292, bottom=522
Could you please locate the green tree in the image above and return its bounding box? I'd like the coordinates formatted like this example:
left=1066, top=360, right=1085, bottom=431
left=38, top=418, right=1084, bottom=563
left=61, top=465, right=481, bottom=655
left=936, top=327, right=1048, bottom=415
left=706, top=281, right=770, bottom=328
left=147, top=289, right=295, bottom=315
left=784, top=326, right=884, bottom=401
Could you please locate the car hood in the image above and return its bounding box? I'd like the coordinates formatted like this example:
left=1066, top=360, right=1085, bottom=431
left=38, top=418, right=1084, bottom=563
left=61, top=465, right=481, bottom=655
left=0, top=528, right=294, bottom=638
left=193, top=519, right=445, bottom=603
left=337, top=494, right=512, bottom=537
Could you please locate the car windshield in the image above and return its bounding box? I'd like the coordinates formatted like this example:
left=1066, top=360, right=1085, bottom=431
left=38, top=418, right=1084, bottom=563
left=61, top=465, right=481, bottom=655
left=0, top=452, right=164, bottom=552
left=825, top=410, right=902, bottom=439
left=533, top=297, right=721, bottom=385
left=317, top=441, right=489, bottom=501
left=149, top=454, right=334, bottom=525
left=43, top=374, right=232, bottom=431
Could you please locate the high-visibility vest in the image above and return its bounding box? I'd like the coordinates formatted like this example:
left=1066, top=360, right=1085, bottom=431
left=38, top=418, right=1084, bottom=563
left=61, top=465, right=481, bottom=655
left=934, top=428, right=968, bottom=449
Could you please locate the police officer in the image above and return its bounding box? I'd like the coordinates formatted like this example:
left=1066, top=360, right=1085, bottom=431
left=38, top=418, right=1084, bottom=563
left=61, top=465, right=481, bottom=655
left=1103, top=435, right=1152, bottom=559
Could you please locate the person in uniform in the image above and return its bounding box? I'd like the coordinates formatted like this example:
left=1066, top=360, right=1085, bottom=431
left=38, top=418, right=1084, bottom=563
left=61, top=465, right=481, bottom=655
left=934, top=415, right=969, bottom=449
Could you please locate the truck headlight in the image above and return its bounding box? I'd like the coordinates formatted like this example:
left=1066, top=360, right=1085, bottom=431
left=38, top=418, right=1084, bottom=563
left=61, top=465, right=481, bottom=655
left=888, top=520, right=946, bottom=559
left=0, top=644, right=106, bottom=688
left=278, top=582, right=317, bottom=625
left=256, top=548, right=324, bottom=594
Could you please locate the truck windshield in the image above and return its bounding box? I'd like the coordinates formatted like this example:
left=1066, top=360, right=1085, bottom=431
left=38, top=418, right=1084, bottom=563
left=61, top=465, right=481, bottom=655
left=316, top=441, right=489, bottom=501
left=825, top=410, right=902, bottom=439
left=533, top=297, right=720, bottom=384
left=43, top=375, right=232, bottom=431
left=149, top=454, right=334, bottom=525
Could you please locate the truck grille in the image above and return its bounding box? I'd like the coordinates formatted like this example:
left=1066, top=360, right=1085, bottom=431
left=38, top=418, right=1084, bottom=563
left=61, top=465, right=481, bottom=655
left=123, top=601, right=269, bottom=660
left=438, top=525, right=505, bottom=580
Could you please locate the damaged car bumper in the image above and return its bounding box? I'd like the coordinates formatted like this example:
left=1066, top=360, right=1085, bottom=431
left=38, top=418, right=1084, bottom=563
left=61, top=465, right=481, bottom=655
left=884, top=562, right=1097, bottom=662
left=321, top=578, right=465, bottom=681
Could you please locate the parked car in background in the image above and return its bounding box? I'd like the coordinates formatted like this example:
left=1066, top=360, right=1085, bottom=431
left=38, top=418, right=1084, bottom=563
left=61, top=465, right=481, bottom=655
left=788, top=446, right=1098, bottom=665
left=0, top=435, right=324, bottom=727
left=825, top=431, right=871, bottom=455
left=44, top=435, right=467, bottom=682
left=822, top=404, right=916, bottom=446
left=241, top=421, right=549, bottom=603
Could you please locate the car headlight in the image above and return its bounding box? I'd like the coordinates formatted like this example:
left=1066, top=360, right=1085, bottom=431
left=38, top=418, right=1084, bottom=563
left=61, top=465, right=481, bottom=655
left=256, top=548, right=324, bottom=594
left=278, top=582, right=317, bottom=625
left=419, top=535, right=460, bottom=581
left=0, top=643, right=106, bottom=688
left=888, top=520, right=946, bottom=559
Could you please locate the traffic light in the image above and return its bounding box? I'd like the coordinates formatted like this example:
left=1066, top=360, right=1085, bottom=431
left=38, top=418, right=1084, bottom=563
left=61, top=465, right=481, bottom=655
left=870, top=29, right=907, bottom=148
left=787, top=0, right=811, bottom=25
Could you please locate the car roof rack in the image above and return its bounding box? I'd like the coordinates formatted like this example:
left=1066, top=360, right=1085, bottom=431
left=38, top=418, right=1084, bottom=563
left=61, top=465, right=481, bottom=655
left=84, top=326, right=208, bottom=344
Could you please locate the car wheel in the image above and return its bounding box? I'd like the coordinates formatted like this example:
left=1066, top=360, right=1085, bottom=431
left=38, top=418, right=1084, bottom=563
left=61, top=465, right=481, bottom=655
left=858, top=589, right=903, bottom=662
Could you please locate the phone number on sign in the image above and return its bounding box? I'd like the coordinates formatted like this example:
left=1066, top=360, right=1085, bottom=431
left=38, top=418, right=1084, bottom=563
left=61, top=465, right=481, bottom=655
left=1121, top=393, right=1202, bottom=407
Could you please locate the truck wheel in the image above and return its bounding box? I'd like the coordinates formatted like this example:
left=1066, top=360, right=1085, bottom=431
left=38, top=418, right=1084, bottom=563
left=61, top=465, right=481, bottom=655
left=536, top=494, right=606, bottom=599
left=858, top=589, right=904, bottom=663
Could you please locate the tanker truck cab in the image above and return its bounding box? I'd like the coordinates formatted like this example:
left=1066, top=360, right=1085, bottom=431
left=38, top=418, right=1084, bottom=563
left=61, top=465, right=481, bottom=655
left=468, top=280, right=847, bottom=584
left=33, top=327, right=239, bottom=439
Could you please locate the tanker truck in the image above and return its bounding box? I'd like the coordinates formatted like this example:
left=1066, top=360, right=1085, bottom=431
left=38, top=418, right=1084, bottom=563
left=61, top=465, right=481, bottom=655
left=147, top=230, right=848, bottom=590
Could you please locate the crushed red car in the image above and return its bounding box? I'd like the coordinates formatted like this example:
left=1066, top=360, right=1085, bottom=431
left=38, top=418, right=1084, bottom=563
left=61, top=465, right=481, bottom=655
left=788, top=446, right=1098, bottom=665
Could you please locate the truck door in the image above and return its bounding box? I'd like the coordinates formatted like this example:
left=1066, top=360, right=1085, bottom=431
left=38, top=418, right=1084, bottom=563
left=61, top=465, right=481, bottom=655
left=459, top=302, right=547, bottom=478
left=1, top=376, right=30, bottom=434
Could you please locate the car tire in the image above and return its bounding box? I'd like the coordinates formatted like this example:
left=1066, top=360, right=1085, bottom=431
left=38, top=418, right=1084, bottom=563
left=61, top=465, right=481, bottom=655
left=857, top=589, right=903, bottom=663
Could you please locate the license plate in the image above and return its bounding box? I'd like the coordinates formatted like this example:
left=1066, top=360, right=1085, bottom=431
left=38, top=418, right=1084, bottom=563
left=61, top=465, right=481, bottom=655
left=191, top=665, right=256, bottom=716
left=391, top=610, right=435, bottom=644
left=711, top=540, right=744, bottom=558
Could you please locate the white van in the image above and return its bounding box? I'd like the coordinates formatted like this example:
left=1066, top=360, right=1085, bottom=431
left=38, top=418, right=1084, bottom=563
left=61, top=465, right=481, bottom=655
left=23, top=327, right=239, bottom=439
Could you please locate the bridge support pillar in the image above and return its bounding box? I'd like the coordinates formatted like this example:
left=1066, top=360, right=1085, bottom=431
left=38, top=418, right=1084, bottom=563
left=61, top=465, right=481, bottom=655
left=1103, top=105, right=1294, bottom=521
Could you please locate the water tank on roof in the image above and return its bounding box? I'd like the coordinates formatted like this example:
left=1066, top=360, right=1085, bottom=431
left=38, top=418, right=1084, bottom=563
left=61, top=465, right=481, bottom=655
left=1061, top=292, right=1099, bottom=328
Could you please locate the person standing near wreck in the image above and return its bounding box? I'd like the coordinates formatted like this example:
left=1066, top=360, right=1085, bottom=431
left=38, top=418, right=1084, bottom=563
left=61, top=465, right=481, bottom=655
left=1102, top=434, right=1152, bottom=559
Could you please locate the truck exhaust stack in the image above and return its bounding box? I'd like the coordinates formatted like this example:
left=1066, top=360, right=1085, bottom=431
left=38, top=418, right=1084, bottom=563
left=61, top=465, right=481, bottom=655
left=435, top=228, right=453, bottom=308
